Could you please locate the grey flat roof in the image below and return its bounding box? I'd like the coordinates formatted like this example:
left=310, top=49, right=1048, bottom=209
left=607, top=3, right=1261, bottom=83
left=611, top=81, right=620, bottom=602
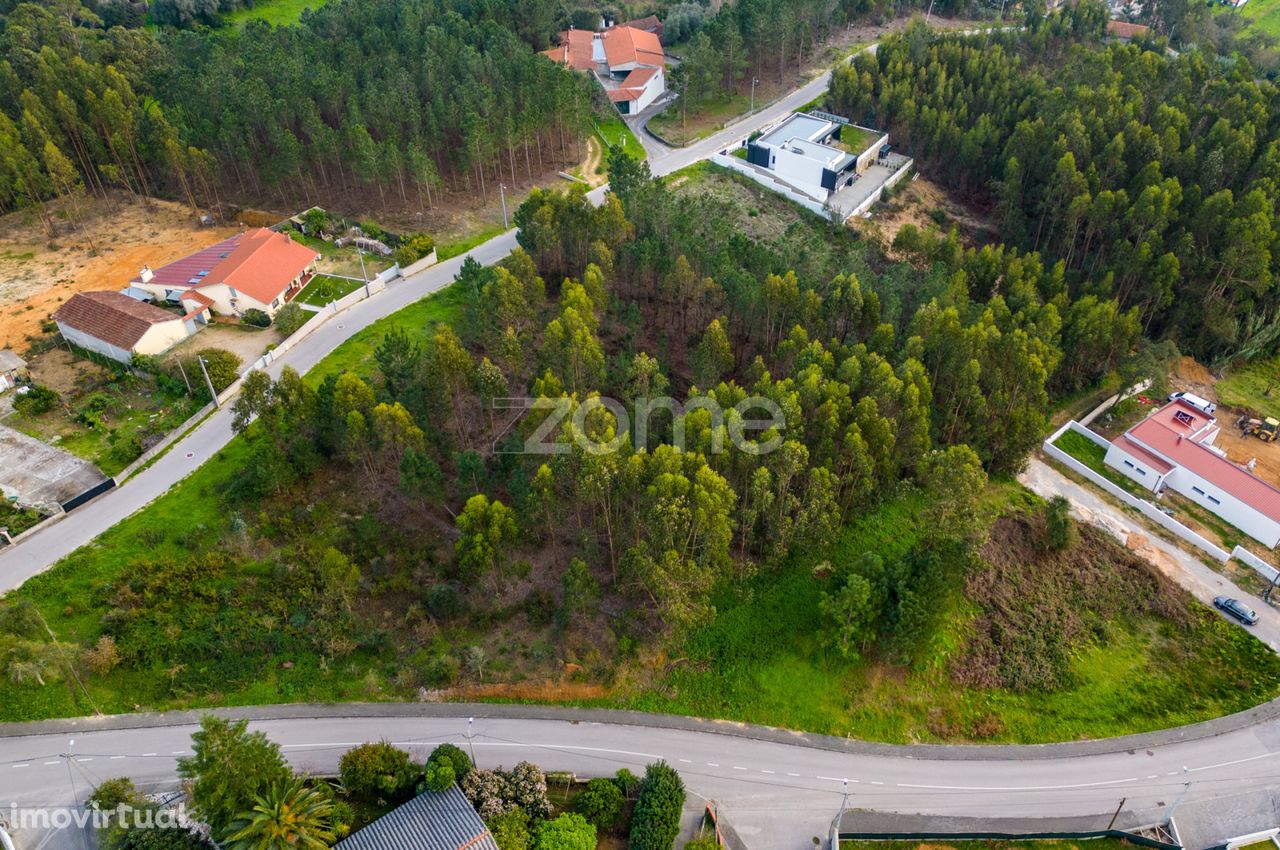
left=759, top=113, right=832, bottom=147
left=333, top=785, right=499, bottom=850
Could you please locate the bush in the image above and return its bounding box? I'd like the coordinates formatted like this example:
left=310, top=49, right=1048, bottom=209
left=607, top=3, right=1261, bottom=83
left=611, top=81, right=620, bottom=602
left=105, top=432, right=143, bottom=468
left=575, top=777, right=623, bottom=828
left=14, top=384, right=59, bottom=415
left=241, top=308, right=271, bottom=328
left=76, top=391, right=115, bottom=427
left=421, top=742, right=473, bottom=792
left=90, top=777, right=140, bottom=810
left=393, top=233, right=436, bottom=267
left=339, top=741, right=420, bottom=800
left=614, top=768, right=640, bottom=799
left=535, top=813, right=596, bottom=850
left=488, top=809, right=532, bottom=850
left=273, top=302, right=309, bottom=337
left=629, top=762, right=685, bottom=850
left=189, top=348, right=242, bottom=394
left=684, top=837, right=719, bottom=850
left=1044, top=495, right=1077, bottom=550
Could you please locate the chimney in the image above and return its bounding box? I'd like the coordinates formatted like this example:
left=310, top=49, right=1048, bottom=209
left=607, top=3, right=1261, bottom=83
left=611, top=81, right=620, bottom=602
left=140, top=265, right=153, bottom=283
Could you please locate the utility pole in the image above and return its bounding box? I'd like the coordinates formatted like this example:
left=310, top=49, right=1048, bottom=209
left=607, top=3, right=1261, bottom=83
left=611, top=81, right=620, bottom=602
left=1107, top=797, right=1127, bottom=830
left=750, top=77, right=760, bottom=113
left=925, top=0, right=936, bottom=22
left=466, top=717, right=477, bottom=765
left=357, top=244, right=370, bottom=298
left=175, top=357, right=192, bottom=393
left=1167, top=767, right=1192, bottom=821
left=196, top=356, right=219, bottom=408
left=499, top=184, right=509, bottom=229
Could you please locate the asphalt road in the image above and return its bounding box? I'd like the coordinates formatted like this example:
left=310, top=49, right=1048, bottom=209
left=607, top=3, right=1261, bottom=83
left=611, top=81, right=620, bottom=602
left=4, top=707, right=1280, bottom=849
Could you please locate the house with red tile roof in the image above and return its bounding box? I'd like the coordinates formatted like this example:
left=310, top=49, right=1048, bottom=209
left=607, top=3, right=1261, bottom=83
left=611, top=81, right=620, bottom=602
left=1105, top=399, right=1280, bottom=547
left=541, top=25, right=666, bottom=114
left=53, top=291, right=206, bottom=364
left=128, top=227, right=319, bottom=319
left=1105, top=20, right=1151, bottom=40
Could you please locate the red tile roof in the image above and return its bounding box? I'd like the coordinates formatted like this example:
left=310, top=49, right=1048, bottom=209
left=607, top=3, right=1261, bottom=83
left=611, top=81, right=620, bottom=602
left=542, top=29, right=596, bottom=71
left=1125, top=401, right=1280, bottom=523
left=603, top=26, right=664, bottom=69
left=622, top=66, right=659, bottom=87
left=619, top=14, right=662, bottom=35
left=54, top=291, right=180, bottom=351
left=1116, top=435, right=1174, bottom=475
left=131, top=228, right=317, bottom=307
left=608, top=88, right=641, bottom=102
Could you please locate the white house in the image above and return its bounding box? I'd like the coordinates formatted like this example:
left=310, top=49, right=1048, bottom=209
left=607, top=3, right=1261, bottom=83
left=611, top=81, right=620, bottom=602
left=744, top=112, right=888, bottom=202
left=542, top=25, right=666, bottom=115
left=53, top=291, right=206, bottom=364
left=128, top=227, right=319, bottom=319
left=1105, top=399, right=1280, bottom=548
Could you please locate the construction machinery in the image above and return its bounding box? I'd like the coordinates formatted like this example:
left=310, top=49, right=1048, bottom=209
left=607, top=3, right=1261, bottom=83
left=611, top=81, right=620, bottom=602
left=1237, top=414, right=1280, bottom=442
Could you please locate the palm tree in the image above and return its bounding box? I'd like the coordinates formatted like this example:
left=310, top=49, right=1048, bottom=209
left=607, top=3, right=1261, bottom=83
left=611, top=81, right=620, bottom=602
left=225, top=776, right=336, bottom=850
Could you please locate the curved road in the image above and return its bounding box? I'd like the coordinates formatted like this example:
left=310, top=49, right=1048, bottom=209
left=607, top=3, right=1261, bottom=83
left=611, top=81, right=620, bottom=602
left=3, top=704, right=1280, bottom=849
left=0, top=35, right=846, bottom=593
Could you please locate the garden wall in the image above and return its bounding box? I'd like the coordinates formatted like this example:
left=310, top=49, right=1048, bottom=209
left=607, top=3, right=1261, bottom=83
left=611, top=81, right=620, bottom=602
left=1042, top=421, right=1232, bottom=562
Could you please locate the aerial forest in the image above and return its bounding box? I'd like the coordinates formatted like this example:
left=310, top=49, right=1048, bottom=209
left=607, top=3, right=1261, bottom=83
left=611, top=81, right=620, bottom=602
left=828, top=10, right=1280, bottom=361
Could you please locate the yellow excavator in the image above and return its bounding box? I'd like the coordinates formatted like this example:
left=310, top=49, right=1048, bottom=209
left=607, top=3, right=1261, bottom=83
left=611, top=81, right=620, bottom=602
left=1237, top=414, right=1280, bottom=442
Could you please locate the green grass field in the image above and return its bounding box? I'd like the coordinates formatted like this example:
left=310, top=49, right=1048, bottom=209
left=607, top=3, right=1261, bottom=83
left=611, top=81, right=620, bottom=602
left=223, top=0, right=324, bottom=27
left=1230, top=0, right=1280, bottom=39
left=593, top=114, right=646, bottom=165
left=649, top=93, right=754, bottom=147
left=294, top=273, right=364, bottom=307
left=438, top=225, right=509, bottom=260
left=1217, top=353, right=1280, bottom=419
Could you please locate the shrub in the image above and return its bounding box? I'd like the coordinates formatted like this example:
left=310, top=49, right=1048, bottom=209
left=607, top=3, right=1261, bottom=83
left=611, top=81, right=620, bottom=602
left=507, top=762, right=551, bottom=819
left=14, top=384, right=59, bottom=415
left=1044, top=495, right=1077, bottom=551
left=76, top=391, right=115, bottom=427
left=535, top=813, right=596, bottom=850
left=488, top=809, right=532, bottom=850
left=629, top=761, right=685, bottom=850
left=273, top=302, right=309, bottom=337
left=421, top=742, right=473, bottom=792
left=339, top=741, right=420, bottom=800
left=83, top=635, right=121, bottom=675
left=575, top=777, right=623, bottom=829
left=684, top=837, right=719, bottom=850
left=105, top=433, right=143, bottom=468
left=393, top=233, right=436, bottom=267
left=462, top=768, right=510, bottom=819
left=189, top=348, right=242, bottom=394
left=614, top=768, right=640, bottom=799
left=241, top=308, right=271, bottom=328
left=90, top=777, right=140, bottom=810
left=425, top=583, right=463, bottom=621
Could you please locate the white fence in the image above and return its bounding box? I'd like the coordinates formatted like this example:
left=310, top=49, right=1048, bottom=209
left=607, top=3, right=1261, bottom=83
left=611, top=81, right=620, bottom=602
left=1042, top=420, right=1233, bottom=562
left=710, top=153, right=833, bottom=219
left=398, top=249, right=438, bottom=278
left=1233, top=545, right=1280, bottom=584
left=845, top=157, right=914, bottom=220
left=1079, top=379, right=1152, bottom=427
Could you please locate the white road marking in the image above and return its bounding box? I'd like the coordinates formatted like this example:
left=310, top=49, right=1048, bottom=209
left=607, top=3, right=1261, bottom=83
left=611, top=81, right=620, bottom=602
left=143, top=753, right=157, bottom=757
left=12, top=764, right=28, bottom=769
left=170, top=751, right=184, bottom=755
left=787, top=773, right=801, bottom=777
left=898, top=776, right=1138, bottom=791
left=1189, top=751, right=1279, bottom=772
left=707, top=763, right=719, bottom=767
left=111, top=756, right=126, bottom=760
left=76, top=758, right=92, bottom=763
left=732, top=766, right=747, bottom=771
left=761, top=769, right=775, bottom=774
left=679, top=759, right=691, bottom=763
left=43, top=761, right=59, bottom=766
left=870, top=781, right=884, bottom=785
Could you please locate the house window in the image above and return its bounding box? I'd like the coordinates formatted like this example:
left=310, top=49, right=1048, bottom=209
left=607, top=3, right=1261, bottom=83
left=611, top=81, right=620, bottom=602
left=1136, top=467, right=1146, bottom=476
left=272, top=298, right=280, bottom=308
left=1208, top=495, right=1221, bottom=505
left=1192, top=486, right=1205, bottom=496
left=1123, top=460, right=1134, bottom=468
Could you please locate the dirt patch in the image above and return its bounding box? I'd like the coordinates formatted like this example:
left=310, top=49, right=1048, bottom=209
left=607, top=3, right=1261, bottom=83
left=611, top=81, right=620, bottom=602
left=164, top=323, right=282, bottom=375
left=24, top=346, right=110, bottom=396
left=1170, top=356, right=1218, bottom=400
left=862, top=176, right=997, bottom=251
left=442, top=681, right=609, bottom=701
left=0, top=194, right=240, bottom=352
left=1211, top=416, right=1280, bottom=487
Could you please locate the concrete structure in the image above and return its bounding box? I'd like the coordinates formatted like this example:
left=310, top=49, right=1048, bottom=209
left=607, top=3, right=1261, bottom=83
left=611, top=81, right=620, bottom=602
left=128, top=227, right=319, bottom=318
left=333, top=785, right=499, bottom=850
left=542, top=25, right=666, bottom=114
left=745, top=112, right=888, bottom=200
left=1105, top=399, right=1280, bottom=548
left=0, top=349, right=26, bottom=393
left=53, top=291, right=205, bottom=364
left=0, top=423, right=109, bottom=511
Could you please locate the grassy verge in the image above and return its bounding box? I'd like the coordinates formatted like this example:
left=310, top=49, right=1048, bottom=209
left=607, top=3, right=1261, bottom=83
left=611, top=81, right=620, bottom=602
left=649, top=93, right=753, bottom=147
left=306, top=285, right=465, bottom=383
left=294, top=274, right=364, bottom=308
left=1051, top=429, right=1149, bottom=498
left=438, top=224, right=509, bottom=260
left=1218, top=353, right=1280, bottom=419
left=593, top=114, right=646, bottom=164
left=222, top=0, right=324, bottom=26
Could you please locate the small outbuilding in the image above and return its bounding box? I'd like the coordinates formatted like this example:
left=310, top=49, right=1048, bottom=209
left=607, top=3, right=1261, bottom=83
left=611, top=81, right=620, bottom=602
left=333, top=784, right=499, bottom=850
left=0, top=349, right=26, bottom=392
left=53, top=291, right=204, bottom=364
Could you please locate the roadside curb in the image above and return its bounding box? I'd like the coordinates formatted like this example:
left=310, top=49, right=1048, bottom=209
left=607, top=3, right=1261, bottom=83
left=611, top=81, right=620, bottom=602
left=4, top=698, right=1280, bottom=760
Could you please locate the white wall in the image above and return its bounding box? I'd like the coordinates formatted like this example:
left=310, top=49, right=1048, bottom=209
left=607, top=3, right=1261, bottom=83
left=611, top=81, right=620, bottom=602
left=853, top=130, right=889, bottom=174
left=770, top=146, right=828, bottom=198
left=710, top=153, right=831, bottom=218
left=57, top=323, right=133, bottom=364
left=1103, top=441, right=1163, bottom=491
left=633, top=66, right=664, bottom=113
left=1162, top=465, right=1280, bottom=548
left=134, top=318, right=196, bottom=356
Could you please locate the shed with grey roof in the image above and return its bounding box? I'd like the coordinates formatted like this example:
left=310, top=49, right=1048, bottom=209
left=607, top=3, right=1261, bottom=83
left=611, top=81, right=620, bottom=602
left=333, top=784, right=499, bottom=850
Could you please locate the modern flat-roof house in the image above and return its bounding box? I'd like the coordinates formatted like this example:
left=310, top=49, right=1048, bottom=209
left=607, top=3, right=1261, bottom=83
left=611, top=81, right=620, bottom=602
left=1105, top=399, right=1280, bottom=548
left=542, top=25, right=666, bottom=114
left=127, top=227, right=319, bottom=319
left=53, top=291, right=206, bottom=364
left=333, top=785, right=499, bottom=850
left=745, top=112, right=887, bottom=200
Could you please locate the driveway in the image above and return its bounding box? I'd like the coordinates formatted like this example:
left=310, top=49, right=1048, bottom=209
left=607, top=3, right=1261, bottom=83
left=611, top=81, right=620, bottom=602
left=1019, top=458, right=1280, bottom=652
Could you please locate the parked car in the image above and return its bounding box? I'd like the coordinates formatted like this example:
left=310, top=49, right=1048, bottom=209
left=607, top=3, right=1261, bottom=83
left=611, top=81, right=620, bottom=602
left=1167, top=391, right=1217, bottom=415
left=1214, top=596, right=1260, bottom=625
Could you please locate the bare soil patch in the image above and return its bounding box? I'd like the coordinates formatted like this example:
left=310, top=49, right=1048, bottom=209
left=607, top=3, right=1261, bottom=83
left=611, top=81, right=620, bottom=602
left=1169, top=355, right=1218, bottom=400
left=25, top=346, right=110, bottom=396
left=164, top=324, right=282, bottom=374
left=863, top=175, right=997, bottom=251
left=0, top=194, right=238, bottom=352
